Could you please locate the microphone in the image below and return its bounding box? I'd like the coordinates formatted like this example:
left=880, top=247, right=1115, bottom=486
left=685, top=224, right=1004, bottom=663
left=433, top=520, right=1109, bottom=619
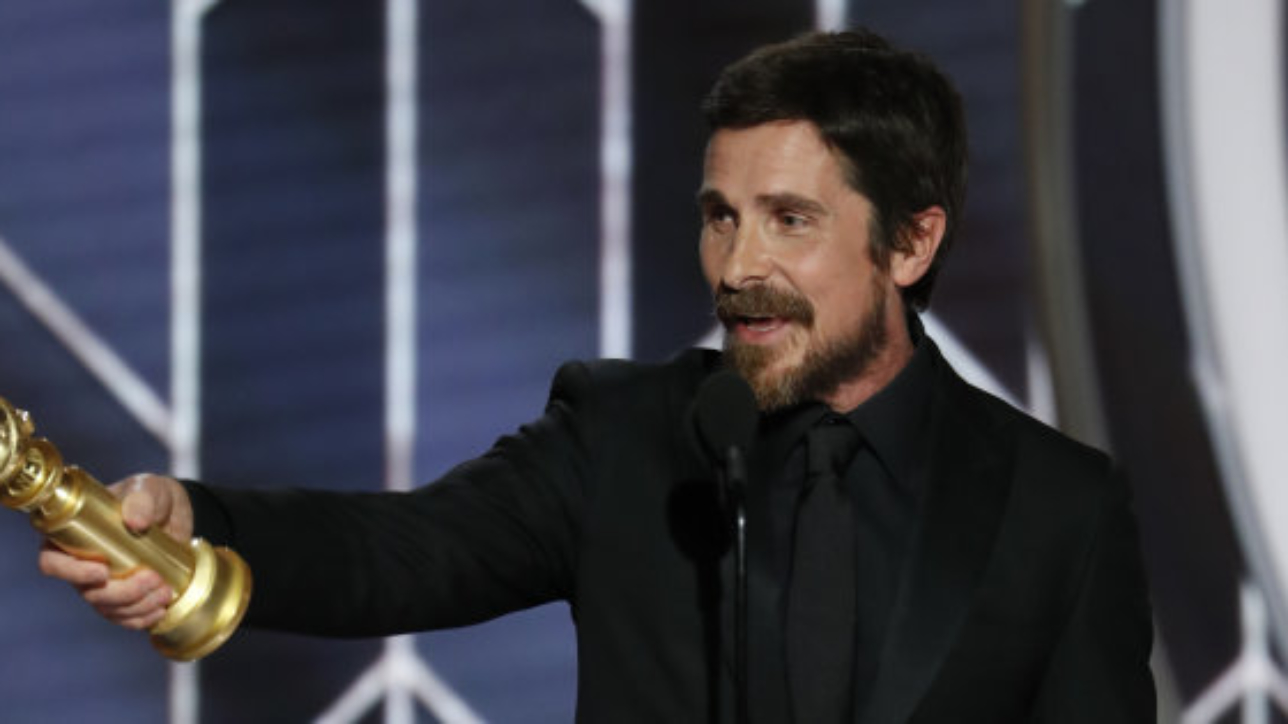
left=688, top=370, right=758, bottom=724
left=690, top=370, right=758, bottom=482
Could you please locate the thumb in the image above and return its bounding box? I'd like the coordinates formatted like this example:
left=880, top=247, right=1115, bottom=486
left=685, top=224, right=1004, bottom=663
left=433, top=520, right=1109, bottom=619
left=119, top=474, right=172, bottom=533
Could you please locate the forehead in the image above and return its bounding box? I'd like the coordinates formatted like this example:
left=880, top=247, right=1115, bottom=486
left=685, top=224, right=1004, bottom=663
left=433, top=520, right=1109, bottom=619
left=701, top=121, right=853, bottom=199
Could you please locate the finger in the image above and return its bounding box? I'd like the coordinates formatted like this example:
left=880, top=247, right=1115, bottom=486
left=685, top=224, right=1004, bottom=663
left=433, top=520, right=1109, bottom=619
left=80, top=568, right=166, bottom=610
left=118, top=474, right=171, bottom=532
left=38, top=542, right=109, bottom=587
left=94, top=582, right=174, bottom=623
left=118, top=607, right=169, bottom=632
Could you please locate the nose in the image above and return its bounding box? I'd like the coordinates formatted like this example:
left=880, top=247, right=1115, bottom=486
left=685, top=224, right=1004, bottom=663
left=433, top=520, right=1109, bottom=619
left=717, top=226, right=772, bottom=290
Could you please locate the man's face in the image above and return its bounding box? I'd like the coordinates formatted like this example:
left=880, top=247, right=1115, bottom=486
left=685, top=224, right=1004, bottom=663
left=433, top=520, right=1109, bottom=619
left=698, top=120, right=902, bottom=411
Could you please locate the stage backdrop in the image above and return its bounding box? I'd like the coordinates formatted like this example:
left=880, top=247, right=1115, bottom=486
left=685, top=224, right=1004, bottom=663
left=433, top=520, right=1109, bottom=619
left=1, top=1, right=1283, bottom=722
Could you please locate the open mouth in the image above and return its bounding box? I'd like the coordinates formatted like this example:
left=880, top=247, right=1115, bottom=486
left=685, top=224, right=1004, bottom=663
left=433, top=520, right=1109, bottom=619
left=738, top=315, right=785, bottom=333
left=727, top=314, right=794, bottom=344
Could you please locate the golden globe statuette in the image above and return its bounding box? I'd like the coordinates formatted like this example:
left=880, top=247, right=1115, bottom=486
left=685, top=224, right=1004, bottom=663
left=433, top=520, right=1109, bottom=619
left=0, top=396, right=251, bottom=661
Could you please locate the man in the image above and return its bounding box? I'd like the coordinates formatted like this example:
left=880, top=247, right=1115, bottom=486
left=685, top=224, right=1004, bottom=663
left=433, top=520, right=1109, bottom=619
left=40, top=29, right=1155, bottom=722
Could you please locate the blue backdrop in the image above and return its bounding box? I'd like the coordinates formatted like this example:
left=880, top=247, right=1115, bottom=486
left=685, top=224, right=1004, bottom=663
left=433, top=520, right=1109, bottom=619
left=1, top=0, right=1270, bottom=721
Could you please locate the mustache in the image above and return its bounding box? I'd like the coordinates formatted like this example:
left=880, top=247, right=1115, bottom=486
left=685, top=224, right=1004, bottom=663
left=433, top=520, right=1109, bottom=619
left=714, top=284, right=815, bottom=327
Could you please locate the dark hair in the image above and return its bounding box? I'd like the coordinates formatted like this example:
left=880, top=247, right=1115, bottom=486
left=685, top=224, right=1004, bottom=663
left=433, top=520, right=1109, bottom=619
left=701, top=29, right=967, bottom=310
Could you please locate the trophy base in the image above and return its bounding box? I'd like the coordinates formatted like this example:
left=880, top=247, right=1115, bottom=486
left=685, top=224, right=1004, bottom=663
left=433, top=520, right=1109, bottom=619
left=149, top=539, right=252, bottom=661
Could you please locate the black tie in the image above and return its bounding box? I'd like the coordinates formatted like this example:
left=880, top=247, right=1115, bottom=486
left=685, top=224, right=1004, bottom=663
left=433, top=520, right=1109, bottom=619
left=786, top=417, right=861, bottom=724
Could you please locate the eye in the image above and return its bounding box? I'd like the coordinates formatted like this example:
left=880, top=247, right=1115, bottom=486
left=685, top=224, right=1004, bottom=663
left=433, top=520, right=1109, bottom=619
left=775, top=209, right=812, bottom=232
left=703, top=204, right=738, bottom=233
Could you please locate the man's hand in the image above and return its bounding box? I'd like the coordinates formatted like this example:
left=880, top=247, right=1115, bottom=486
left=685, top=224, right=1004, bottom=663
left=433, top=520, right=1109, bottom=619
left=36, top=473, right=193, bottom=631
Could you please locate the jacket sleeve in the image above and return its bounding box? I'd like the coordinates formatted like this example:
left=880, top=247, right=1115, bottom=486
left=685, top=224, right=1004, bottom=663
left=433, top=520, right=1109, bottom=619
left=187, top=360, right=601, bottom=636
left=1028, top=468, right=1157, bottom=722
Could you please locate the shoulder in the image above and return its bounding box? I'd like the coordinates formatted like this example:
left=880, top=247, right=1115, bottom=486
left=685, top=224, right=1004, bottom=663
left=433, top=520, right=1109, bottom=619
left=548, top=348, right=722, bottom=411
left=534, top=349, right=722, bottom=454
left=965, top=377, right=1107, bottom=469
left=929, top=341, right=1114, bottom=489
left=526, top=350, right=722, bottom=500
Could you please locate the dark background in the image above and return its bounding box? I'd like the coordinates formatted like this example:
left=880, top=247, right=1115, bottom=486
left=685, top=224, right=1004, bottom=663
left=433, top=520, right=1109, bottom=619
left=0, top=1, right=1276, bottom=720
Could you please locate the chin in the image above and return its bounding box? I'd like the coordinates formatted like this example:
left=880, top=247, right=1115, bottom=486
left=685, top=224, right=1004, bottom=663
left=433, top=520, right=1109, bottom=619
left=736, top=357, right=809, bottom=412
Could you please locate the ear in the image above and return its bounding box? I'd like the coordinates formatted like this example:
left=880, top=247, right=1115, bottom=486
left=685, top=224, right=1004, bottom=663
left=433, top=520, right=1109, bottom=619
left=889, top=206, right=946, bottom=289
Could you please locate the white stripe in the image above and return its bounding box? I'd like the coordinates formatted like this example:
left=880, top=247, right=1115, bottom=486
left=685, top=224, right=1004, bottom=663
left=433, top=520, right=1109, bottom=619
left=0, top=237, right=171, bottom=445
left=814, top=0, right=847, bottom=31
left=921, top=313, right=1022, bottom=410
left=1181, top=583, right=1288, bottom=723
left=317, top=4, right=486, bottom=723
left=581, top=0, right=634, bottom=359
left=397, top=636, right=485, bottom=724
left=171, top=0, right=215, bottom=481
left=314, top=654, right=389, bottom=724
left=1023, top=325, right=1056, bottom=427
left=169, top=0, right=220, bottom=721
left=385, top=0, right=418, bottom=494
left=316, top=638, right=486, bottom=724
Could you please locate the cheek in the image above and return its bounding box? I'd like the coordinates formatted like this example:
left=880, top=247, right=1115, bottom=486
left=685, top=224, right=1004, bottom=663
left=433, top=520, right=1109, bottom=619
left=811, top=272, right=875, bottom=329
left=698, top=236, right=722, bottom=288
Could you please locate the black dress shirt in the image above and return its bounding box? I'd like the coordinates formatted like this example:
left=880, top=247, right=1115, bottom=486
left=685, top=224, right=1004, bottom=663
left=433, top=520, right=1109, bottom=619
left=745, top=336, right=936, bottom=722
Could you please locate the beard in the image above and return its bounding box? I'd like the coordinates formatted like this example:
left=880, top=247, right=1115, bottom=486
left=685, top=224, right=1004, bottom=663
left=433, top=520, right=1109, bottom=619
left=716, top=282, right=890, bottom=411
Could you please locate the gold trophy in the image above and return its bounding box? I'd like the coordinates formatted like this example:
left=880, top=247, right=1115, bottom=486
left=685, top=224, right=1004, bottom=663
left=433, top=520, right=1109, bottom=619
left=0, top=396, right=251, bottom=661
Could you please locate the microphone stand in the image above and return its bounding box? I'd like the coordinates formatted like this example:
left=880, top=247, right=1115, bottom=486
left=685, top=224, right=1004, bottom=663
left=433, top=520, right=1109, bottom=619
left=690, top=370, right=758, bottom=724
left=724, top=445, right=750, bottom=724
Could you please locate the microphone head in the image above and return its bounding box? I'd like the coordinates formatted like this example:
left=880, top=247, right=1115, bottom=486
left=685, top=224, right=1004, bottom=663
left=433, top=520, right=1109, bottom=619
left=690, top=370, right=759, bottom=463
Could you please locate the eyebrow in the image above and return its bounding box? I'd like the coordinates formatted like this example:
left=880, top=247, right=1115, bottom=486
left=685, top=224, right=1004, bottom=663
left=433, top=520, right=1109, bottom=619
left=695, top=187, right=727, bottom=210
left=695, top=188, right=829, bottom=218
left=756, top=192, right=828, bottom=218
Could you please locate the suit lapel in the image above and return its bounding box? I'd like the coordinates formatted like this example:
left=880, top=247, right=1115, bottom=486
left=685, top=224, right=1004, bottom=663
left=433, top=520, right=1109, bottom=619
left=858, top=363, right=1014, bottom=724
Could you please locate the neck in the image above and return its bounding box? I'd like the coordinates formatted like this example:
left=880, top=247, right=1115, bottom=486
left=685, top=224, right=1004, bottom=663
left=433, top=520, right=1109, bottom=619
left=820, top=319, right=916, bottom=413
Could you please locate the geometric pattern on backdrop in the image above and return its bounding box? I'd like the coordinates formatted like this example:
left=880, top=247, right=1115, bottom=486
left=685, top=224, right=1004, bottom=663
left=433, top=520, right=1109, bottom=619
left=8, top=0, right=1282, bottom=721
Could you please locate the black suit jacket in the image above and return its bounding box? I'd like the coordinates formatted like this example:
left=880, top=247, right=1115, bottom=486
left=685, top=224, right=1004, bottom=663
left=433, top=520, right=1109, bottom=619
left=192, top=341, right=1154, bottom=723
